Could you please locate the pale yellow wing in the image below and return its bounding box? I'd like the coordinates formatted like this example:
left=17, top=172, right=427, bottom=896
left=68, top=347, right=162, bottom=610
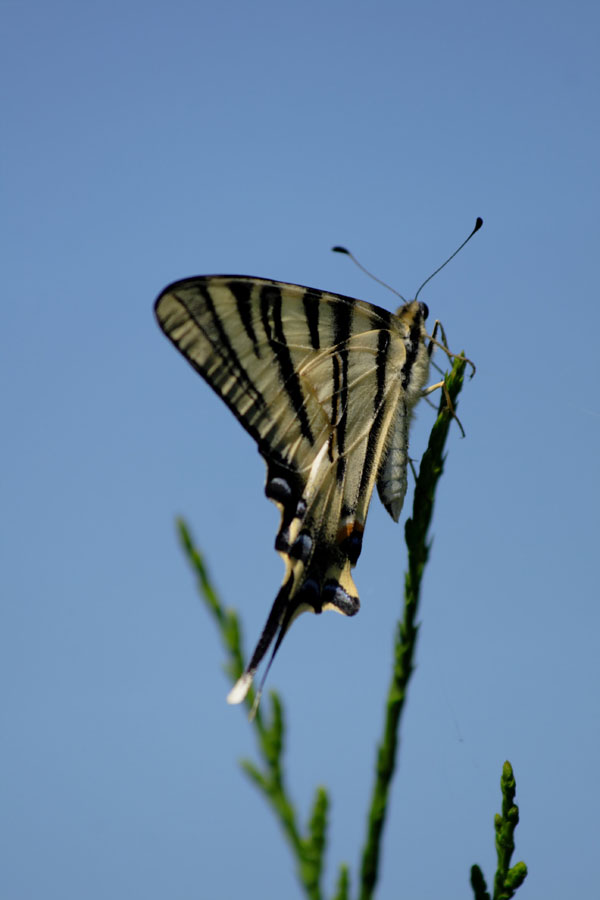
left=154, top=275, right=430, bottom=704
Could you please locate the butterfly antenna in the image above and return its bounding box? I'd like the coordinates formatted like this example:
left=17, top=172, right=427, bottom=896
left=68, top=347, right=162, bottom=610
left=414, top=217, right=483, bottom=301
left=332, top=246, right=408, bottom=302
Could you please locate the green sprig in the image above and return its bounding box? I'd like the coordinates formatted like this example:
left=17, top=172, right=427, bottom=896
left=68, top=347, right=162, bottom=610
left=358, top=358, right=467, bottom=900
left=470, top=761, right=528, bottom=900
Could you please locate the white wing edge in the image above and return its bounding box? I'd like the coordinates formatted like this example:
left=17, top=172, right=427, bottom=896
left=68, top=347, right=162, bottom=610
left=226, top=673, right=254, bottom=705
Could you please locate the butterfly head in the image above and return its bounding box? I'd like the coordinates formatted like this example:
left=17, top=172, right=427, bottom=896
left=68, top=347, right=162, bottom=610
left=394, top=299, right=430, bottom=330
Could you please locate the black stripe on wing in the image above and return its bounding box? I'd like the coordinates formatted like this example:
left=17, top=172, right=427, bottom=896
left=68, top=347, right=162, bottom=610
left=259, top=284, right=315, bottom=445
left=359, top=325, right=393, bottom=497
left=331, top=299, right=353, bottom=482
left=228, top=280, right=262, bottom=358
left=155, top=285, right=268, bottom=438
left=302, top=289, right=322, bottom=349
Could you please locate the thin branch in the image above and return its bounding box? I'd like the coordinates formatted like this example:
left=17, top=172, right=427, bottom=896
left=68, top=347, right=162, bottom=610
left=358, top=356, right=467, bottom=900
left=177, top=522, right=327, bottom=900
left=470, top=761, right=528, bottom=900
left=333, top=864, right=351, bottom=900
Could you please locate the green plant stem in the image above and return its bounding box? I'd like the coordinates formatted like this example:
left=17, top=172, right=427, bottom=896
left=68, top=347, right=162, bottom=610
left=470, top=761, right=527, bottom=900
left=358, top=358, right=467, bottom=900
left=177, top=521, right=325, bottom=900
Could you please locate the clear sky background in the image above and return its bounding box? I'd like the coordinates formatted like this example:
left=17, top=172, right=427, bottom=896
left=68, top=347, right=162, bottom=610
left=3, top=1, right=599, bottom=898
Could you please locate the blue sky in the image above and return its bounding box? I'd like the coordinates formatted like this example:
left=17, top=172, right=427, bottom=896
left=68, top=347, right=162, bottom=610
left=3, top=1, right=599, bottom=897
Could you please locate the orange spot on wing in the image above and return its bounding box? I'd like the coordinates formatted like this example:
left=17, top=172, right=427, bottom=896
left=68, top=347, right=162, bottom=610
left=336, top=520, right=364, bottom=543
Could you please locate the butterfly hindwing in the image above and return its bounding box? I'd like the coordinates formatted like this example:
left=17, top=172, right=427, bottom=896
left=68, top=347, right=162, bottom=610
left=155, top=275, right=431, bottom=703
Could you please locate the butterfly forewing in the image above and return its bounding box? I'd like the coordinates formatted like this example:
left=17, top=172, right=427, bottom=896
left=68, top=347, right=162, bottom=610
left=155, top=275, right=431, bottom=703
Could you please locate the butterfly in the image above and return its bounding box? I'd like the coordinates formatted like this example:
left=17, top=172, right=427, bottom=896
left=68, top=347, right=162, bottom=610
left=154, top=219, right=481, bottom=708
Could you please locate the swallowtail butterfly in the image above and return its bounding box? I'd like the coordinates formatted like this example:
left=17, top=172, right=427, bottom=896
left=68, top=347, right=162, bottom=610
left=155, top=219, right=481, bottom=707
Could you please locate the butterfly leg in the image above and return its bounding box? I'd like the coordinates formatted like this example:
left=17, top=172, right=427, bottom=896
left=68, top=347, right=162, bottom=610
left=427, top=319, right=476, bottom=377
left=422, top=379, right=466, bottom=438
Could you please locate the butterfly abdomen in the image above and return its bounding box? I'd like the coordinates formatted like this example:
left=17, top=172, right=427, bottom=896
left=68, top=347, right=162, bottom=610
left=376, top=301, right=431, bottom=521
